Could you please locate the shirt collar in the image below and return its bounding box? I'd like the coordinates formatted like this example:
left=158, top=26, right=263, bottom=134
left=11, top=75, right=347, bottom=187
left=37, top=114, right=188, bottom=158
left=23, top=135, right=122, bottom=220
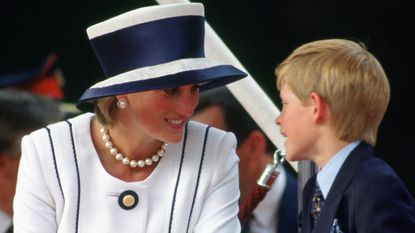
left=317, top=141, right=360, bottom=198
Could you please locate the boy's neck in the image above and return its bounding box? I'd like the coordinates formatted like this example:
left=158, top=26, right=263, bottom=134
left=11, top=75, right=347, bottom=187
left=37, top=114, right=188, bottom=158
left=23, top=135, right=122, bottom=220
left=313, top=136, right=350, bottom=168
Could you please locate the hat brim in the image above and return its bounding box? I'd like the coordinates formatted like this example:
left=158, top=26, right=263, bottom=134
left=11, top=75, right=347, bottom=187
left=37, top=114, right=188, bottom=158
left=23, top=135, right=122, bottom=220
left=76, top=64, right=246, bottom=112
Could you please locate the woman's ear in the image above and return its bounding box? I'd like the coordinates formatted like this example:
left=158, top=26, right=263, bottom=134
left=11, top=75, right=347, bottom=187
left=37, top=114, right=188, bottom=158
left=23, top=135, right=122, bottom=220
left=115, top=95, right=128, bottom=101
left=309, top=92, right=329, bottom=123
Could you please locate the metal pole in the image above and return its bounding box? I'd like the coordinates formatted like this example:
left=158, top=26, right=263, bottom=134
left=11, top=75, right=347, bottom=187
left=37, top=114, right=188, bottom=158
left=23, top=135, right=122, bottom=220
left=297, top=161, right=317, bottom=215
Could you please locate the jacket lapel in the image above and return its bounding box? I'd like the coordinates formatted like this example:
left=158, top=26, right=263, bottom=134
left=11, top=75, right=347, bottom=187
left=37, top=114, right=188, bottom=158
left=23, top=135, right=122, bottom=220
left=312, top=142, right=373, bottom=233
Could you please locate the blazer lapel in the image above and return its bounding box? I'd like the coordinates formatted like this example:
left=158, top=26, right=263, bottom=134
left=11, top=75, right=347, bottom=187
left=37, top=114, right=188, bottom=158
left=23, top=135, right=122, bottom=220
left=312, top=142, right=373, bottom=233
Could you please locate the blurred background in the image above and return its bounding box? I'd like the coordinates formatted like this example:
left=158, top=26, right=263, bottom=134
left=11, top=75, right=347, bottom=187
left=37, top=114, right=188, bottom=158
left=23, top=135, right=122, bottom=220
left=1, top=0, right=414, bottom=195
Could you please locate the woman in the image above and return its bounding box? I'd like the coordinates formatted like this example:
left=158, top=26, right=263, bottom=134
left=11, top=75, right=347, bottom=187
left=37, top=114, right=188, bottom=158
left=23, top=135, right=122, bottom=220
left=13, top=3, right=246, bottom=233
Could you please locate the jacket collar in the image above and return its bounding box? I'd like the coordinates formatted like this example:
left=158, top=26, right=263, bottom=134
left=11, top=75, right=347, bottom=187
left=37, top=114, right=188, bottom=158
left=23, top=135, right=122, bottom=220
left=312, top=142, right=374, bottom=233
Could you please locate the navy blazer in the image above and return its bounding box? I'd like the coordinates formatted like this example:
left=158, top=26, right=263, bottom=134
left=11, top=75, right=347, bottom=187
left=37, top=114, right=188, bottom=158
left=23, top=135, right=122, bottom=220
left=299, top=142, right=415, bottom=233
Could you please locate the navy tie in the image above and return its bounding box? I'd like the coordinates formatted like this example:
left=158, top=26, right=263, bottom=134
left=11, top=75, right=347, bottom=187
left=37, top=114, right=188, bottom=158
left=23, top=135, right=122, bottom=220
left=310, top=184, right=324, bottom=226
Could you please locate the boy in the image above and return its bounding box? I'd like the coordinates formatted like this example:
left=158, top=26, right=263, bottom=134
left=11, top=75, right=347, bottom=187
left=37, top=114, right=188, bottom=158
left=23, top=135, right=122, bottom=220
left=275, top=39, right=415, bottom=232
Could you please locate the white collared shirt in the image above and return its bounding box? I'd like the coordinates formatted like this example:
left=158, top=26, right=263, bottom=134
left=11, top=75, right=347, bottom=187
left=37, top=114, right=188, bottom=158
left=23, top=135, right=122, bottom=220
left=316, top=141, right=360, bottom=233
left=317, top=141, right=360, bottom=198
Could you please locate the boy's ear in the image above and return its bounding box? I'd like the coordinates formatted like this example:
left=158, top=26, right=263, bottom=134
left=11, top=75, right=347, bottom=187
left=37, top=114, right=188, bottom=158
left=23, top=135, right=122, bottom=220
left=309, top=92, right=328, bottom=123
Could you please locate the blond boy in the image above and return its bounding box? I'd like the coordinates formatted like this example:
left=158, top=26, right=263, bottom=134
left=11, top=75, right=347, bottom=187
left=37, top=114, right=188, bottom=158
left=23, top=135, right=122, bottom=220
left=275, top=39, right=415, bottom=233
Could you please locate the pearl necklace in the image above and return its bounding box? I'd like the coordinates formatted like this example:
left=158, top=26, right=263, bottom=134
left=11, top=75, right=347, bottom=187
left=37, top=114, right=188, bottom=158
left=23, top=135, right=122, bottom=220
left=100, top=126, right=168, bottom=168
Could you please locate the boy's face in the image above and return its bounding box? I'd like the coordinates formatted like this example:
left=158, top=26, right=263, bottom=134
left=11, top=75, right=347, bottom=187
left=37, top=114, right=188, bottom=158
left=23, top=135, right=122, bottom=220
left=275, top=84, right=316, bottom=161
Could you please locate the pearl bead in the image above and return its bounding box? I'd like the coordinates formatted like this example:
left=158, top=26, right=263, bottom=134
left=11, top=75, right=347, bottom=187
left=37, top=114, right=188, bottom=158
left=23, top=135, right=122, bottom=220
left=122, top=157, right=130, bottom=165
left=152, top=155, right=159, bottom=162
left=161, top=143, right=168, bottom=150
left=102, top=134, right=110, bottom=141
left=105, top=141, right=113, bottom=149
left=145, top=158, right=152, bottom=165
left=115, top=153, right=124, bottom=161
left=110, top=147, right=118, bottom=155
left=138, top=160, right=145, bottom=167
left=130, top=160, right=138, bottom=168
left=100, top=127, right=107, bottom=134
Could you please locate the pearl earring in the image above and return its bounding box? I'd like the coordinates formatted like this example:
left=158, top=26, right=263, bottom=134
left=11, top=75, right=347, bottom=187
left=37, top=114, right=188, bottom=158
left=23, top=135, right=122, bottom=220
left=117, top=99, right=128, bottom=109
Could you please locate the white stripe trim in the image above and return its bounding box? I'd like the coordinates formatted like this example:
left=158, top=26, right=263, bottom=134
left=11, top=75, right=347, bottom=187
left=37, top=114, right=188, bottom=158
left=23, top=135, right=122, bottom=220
left=90, top=58, right=226, bottom=88
left=87, top=3, right=204, bottom=39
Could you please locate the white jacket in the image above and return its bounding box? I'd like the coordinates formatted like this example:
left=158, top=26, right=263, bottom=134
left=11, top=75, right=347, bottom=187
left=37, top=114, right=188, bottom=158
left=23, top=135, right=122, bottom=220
left=13, top=113, right=240, bottom=233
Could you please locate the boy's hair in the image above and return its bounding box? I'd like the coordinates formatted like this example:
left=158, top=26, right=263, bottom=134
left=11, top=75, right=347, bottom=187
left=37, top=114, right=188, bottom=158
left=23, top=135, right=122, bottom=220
left=275, top=39, right=390, bottom=146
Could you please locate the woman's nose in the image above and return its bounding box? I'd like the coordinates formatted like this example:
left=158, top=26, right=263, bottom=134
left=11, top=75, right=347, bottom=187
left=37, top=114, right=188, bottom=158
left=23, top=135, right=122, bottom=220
left=176, top=92, right=199, bottom=118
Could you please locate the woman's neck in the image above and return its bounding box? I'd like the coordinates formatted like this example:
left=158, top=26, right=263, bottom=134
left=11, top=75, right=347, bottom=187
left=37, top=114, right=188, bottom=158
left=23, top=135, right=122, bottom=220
left=91, top=118, right=162, bottom=181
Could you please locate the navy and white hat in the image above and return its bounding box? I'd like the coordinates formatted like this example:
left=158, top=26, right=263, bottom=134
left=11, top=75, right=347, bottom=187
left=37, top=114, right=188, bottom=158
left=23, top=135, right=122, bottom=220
left=77, top=3, right=246, bottom=108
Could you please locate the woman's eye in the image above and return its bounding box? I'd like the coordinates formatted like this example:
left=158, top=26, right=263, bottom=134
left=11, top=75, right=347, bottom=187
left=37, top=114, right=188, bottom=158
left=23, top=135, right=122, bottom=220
left=163, top=88, right=178, bottom=95
left=163, top=85, right=199, bottom=96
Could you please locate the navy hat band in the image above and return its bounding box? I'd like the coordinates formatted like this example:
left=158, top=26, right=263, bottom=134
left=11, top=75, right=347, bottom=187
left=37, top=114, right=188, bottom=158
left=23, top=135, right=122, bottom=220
left=89, top=15, right=205, bottom=78
left=77, top=64, right=247, bottom=111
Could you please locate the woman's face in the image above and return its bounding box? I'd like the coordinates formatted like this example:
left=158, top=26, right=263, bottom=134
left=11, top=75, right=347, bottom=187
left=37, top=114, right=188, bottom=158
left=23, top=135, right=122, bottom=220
left=121, top=84, right=200, bottom=144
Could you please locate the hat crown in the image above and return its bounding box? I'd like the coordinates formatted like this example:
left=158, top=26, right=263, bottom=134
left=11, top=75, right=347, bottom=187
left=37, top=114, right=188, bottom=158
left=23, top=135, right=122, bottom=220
left=87, top=3, right=204, bottom=39
left=88, top=3, right=205, bottom=78
left=77, top=3, right=247, bottom=109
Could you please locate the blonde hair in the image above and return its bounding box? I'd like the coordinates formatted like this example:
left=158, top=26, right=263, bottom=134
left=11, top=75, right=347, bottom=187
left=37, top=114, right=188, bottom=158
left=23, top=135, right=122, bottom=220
left=93, top=96, right=117, bottom=126
left=275, top=39, right=390, bottom=146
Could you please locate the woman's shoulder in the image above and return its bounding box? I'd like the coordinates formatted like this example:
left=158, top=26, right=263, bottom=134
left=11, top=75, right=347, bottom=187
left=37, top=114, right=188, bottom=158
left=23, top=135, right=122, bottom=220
left=29, top=112, right=93, bottom=139
left=187, top=120, right=237, bottom=149
left=188, top=120, right=236, bottom=142
left=188, top=120, right=228, bottom=136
